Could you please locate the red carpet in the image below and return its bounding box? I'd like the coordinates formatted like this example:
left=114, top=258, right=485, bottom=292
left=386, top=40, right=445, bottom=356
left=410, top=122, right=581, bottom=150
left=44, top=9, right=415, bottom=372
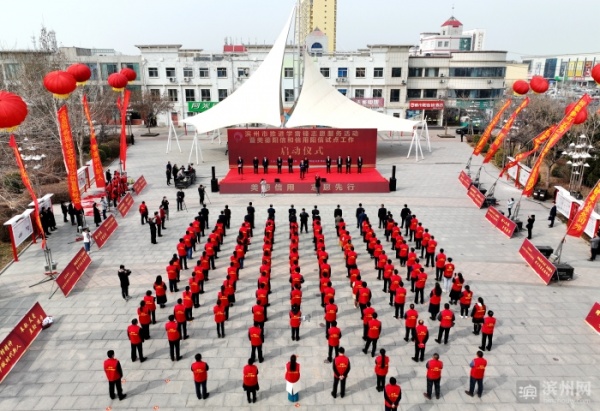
left=219, top=167, right=390, bottom=194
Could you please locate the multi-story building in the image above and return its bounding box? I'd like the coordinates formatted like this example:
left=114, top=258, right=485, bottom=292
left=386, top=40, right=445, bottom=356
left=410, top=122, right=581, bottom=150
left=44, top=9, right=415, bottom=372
left=299, top=0, right=337, bottom=52
left=416, top=16, right=486, bottom=55
left=522, top=53, right=600, bottom=86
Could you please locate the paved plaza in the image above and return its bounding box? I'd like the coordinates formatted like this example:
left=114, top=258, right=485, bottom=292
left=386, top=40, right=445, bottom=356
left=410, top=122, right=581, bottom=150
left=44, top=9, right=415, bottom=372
left=0, top=128, right=598, bottom=410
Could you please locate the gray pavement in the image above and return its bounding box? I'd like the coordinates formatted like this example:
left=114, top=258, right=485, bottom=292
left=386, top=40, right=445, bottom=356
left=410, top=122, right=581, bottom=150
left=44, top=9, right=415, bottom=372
left=0, top=127, right=598, bottom=410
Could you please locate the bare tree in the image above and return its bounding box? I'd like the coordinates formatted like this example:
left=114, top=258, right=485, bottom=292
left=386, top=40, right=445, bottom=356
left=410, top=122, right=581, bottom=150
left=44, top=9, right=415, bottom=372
left=129, top=89, right=174, bottom=134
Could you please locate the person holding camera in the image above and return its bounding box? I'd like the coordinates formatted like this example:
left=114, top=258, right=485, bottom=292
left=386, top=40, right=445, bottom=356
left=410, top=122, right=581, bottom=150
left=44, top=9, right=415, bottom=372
left=118, top=265, right=132, bottom=300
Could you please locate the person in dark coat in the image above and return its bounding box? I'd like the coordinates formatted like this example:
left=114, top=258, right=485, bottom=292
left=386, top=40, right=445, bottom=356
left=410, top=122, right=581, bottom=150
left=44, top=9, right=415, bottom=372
left=548, top=202, right=557, bottom=228
left=68, top=201, right=76, bottom=225
left=105, top=169, right=112, bottom=184
left=61, top=202, right=69, bottom=223
left=93, top=203, right=102, bottom=227
left=526, top=215, right=535, bottom=240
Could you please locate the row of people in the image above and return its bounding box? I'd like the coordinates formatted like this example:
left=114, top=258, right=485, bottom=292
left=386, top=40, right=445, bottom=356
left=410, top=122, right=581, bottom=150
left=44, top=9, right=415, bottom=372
left=237, top=155, right=366, bottom=174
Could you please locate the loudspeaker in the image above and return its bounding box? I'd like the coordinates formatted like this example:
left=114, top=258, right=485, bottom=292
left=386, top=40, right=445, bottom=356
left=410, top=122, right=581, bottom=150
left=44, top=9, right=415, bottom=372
left=321, top=178, right=327, bottom=183
left=535, top=245, right=554, bottom=258
left=389, top=177, right=397, bottom=192
left=274, top=178, right=281, bottom=183
left=552, top=263, right=574, bottom=281
left=392, top=165, right=396, bottom=179
left=211, top=166, right=216, bottom=180
left=211, top=179, right=219, bottom=192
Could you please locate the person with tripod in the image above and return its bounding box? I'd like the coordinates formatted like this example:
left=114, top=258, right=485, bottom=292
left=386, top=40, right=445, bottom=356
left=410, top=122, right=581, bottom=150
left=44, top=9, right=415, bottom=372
left=198, top=185, right=206, bottom=205
left=177, top=189, right=185, bottom=211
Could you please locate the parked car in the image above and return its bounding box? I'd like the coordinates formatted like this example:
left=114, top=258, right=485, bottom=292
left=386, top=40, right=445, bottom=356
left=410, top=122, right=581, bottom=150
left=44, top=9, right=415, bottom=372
left=456, top=124, right=484, bottom=135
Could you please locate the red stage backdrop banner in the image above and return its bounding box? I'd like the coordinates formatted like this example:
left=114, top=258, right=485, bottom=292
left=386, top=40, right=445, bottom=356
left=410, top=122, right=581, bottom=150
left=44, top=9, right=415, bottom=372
left=92, top=214, right=118, bottom=249
left=227, top=128, right=377, bottom=167
left=82, top=95, right=105, bottom=188
left=485, top=206, right=517, bottom=238
left=518, top=238, right=556, bottom=285
left=55, top=247, right=92, bottom=297
left=467, top=185, right=486, bottom=208
left=117, top=193, right=134, bottom=217
left=0, top=302, right=46, bottom=383
left=57, top=106, right=82, bottom=210
left=585, top=302, right=600, bottom=334
left=458, top=171, right=472, bottom=189
left=567, top=179, right=600, bottom=237
left=133, top=175, right=147, bottom=195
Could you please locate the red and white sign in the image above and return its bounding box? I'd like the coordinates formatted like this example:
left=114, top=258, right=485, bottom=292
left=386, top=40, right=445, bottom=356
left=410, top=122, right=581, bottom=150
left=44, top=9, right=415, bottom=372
left=133, top=175, right=147, bottom=195
left=518, top=238, right=557, bottom=285
left=467, top=185, right=486, bottom=208
left=458, top=171, right=472, bottom=189
left=0, top=302, right=46, bottom=383
left=55, top=247, right=92, bottom=297
left=92, top=215, right=118, bottom=249
left=350, top=98, right=384, bottom=108
left=485, top=207, right=517, bottom=238
left=585, top=302, right=600, bottom=335
left=409, top=100, right=445, bottom=110
left=117, top=193, right=134, bottom=217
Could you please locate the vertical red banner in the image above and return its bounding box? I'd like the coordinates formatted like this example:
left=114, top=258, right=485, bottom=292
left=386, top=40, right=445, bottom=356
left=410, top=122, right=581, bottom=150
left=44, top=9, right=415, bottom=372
left=57, top=105, right=82, bottom=210
left=473, top=99, right=512, bottom=156
left=82, top=95, right=106, bottom=188
left=483, top=97, right=530, bottom=164
left=567, top=179, right=600, bottom=237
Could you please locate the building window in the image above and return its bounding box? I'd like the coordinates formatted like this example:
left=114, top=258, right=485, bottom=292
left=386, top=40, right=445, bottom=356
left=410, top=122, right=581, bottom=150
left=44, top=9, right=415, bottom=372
left=424, top=68, right=439, bottom=77
left=166, top=67, right=176, bottom=78
left=338, top=89, right=347, bottom=96
left=284, top=89, right=295, bottom=102
left=437, top=41, right=443, bottom=47
left=391, top=67, right=402, bottom=78
left=150, top=89, right=161, bottom=99
left=201, top=89, right=211, bottom=101
left=217, top=67, right=227, bottom=78
left=356, top=67, right=366, bottom=78
left=423, top=89, right=437, bottom=98
left=284, top=68, right=294, bottom=78
left=373, top=67, right=383, bottom=78
left=393, top=113, right=400, bottom=118
left=101, top=63, right=118, bottom=80
left=199, top=68, right=209, bottom=78
left=183, top=68, right=193, bottom=78
left=449, top=67, right=506, bottom=77
left=320, top=67, right=330, bottom=78
left=354, top=89, right=365, bottom=98
left=238, top=67, right=249, bottom=78
left=168, top=89, right=178, bottom=102
left=372, top=89, right=383, bottom=98
left=444, top=41, right=449, bottom=47
left=407, top=89, right=421, bottom=99
left=408, top=68, right=423, bottom=77
left=185, top=89, right=195, bottom=102
left=390, top=89, right=401, bottom=102
left=148, top=67, right=158, bottom=78
left=338, top=67, right=348, bottom=78
left=218, top=89, right=228, bottom=101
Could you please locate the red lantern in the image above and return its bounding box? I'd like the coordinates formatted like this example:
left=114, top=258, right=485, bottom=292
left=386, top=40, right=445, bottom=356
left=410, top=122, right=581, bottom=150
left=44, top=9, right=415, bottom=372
left=565, top=102, right=588, bottom=125
left=67, top=64, right=92, bottom=86
left=108, top=73, right=129, bottom=92
left=0, top=91, right=28, bottom=131
left=591, top=64, right=600, bottom=84
left=512, top=80, right=530, bottom=96
left=43, top=71, right=77, bottom=99
left=120, top=67, right=137, bottom=82
left=530, top=76, right=549, bottom=94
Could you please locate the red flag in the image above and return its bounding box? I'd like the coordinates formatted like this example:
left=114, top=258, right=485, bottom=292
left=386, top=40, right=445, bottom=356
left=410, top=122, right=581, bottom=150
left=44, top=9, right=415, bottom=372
left=499, top=124, right=556, bottom=177
left=473, top=99, right=512, bottom=156
left=82, top=95, right=106, bottom=188
left=57, top=105, right=82, bottom=210
left=523, top=94, right=592, bottom=196
left=118, top=89, right=131, bottom=171
left=567, top=179, right=600, bottom=237
left=483, top=97, right=530, bottom=164
left=8, top=135, right=46, bottom=248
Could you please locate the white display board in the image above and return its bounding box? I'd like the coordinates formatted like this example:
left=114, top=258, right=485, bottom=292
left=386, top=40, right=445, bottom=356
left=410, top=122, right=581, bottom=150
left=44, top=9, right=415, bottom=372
left=3, top=209, right=34, bottom=247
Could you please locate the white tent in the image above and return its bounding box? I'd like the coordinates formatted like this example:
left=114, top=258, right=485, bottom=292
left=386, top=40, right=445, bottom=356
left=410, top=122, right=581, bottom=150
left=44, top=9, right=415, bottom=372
left=285, top=52, right=418, bottom=133
left=182, top=10, right=294, bottom=133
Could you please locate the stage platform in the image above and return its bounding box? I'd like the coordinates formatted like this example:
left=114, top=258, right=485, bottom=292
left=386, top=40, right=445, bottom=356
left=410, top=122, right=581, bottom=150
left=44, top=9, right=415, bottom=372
left=219, top=167, right=390, bottom=194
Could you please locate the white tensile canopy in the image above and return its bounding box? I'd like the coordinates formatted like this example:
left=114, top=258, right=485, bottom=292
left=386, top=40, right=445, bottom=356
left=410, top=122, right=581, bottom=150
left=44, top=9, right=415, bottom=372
left=286, top=52, right=418, bottom=133
left=182, top=11, right=294, bottom=133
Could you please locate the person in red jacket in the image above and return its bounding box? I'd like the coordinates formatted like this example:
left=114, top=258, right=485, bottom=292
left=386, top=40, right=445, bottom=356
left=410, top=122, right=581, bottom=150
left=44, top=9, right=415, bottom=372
left=413, top=320, right=429, bottom=362
left=435, top=303, right=455, bottom=345
left=256, top=284, right=269, bottom=321
left=153, top=275, right=167, bottom=308
left=189, top=274, right=200, bottom=308
left=182, top=286, right=194, bottom=320
left=104, top=350, right=126, bottom=400
left=324, top=298, right=338, bottom=333
left=428, top=282, right=442, bottom=320
left=434, top=248, right=446, bottom=281
left=388, top=269, right=401, bottom=306
left=127, top=319, right=147, bottom=363
left=326, top=320, right=342, bottom=363
left=137, top=301, right=151, bottom=340
left=213, top=300, right=226, bottom=338
left=425, top=235, right=437, bottom=267
left=362, top=302, right=376, bottom=340
left=424, top=353, right=443, bottom=399
left=404, top=303, right=418, bottom=342
left=471, top=297, right=486, bottom=335
left=139, top=201, right=148, bottom=225
left=191, top=353, right=210, bottom=399
left=332, top=347, right=350, bottom=398
left=289, top=305, right=302, bottom=341
left=285, top=354, right=301, bottom=402
left=394, top=281, right=407, bottom=319
left=449, top=272, right=464, bottom=305
left=374, top=348, right=389, bottom=392
left=174, top=298, right=190, bottom=340
left=465, top=350, right=487, bottom=398
left=143, top=290, right=157, bottom=324
left=442, top=257, right=455, bottom=293
left=415, top=268, right=428, bottom=304
left=165, top=315, right=182, bottom=361
left=459, top=284, right=472, bottom=317
left=358, top=282, right=372, bottom=318
left=248, top=324, right=264, bottom=363
left=243, top=358, right=259, bottom=403
left=363, top=312, right=382, bottom=357
left=177, top=238, right=188, bottom=270
left=480, top=310, right=496, bottom=351
left=290, top=284, right=302, bottom=308
left=384, top=377, right=401, bottom=410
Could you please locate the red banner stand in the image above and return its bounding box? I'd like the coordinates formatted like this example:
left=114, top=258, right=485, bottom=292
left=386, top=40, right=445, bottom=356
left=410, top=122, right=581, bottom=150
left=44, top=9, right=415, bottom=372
left=458, top=171, right=472, bottom=189
left=55, top=247, right=92, bottom=297
left=117, top=193, right=134, bottom=217
left=518, top=238, right=557, bottom=285
left=467, top=185, right=486, bottom=208
left=92, top=215, right=118, bottom=249
left=0, top=302, right=46, bottom=383
left=485, top=207, right=517, bottom=238
left=133, top=175, right=147, bottom=195
left=585, top=302, right=600, bottom=335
